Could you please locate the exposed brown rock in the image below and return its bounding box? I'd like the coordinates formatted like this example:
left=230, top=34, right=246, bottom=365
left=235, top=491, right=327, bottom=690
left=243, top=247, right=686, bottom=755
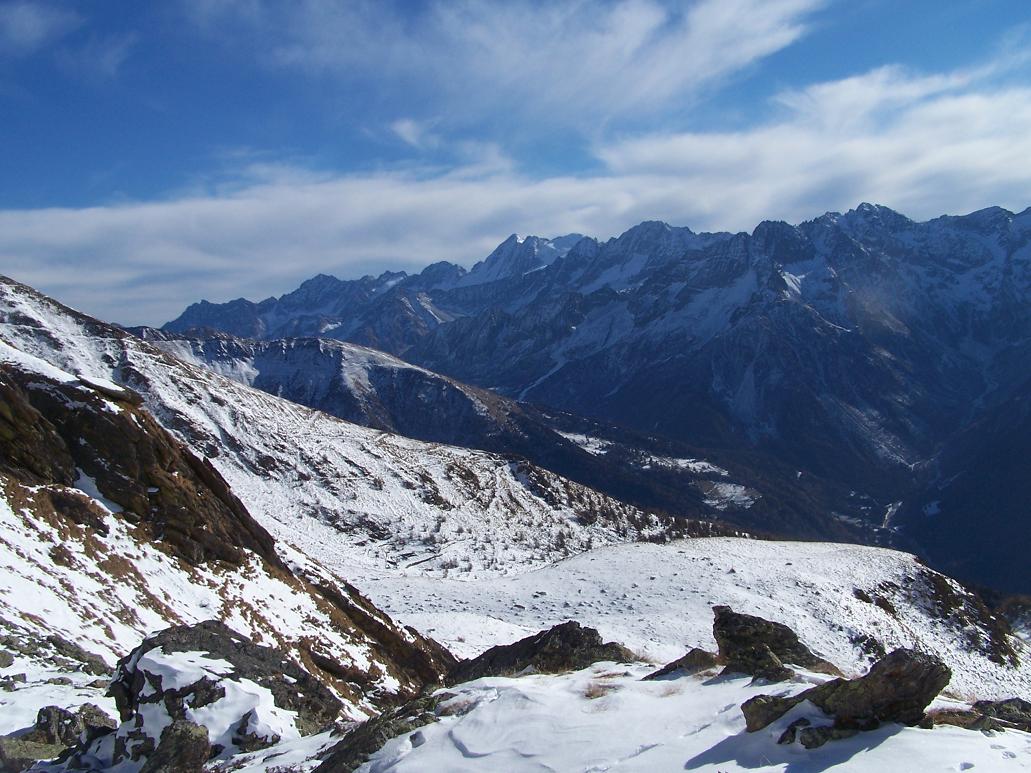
left=0, top=365, right=281, bottom=570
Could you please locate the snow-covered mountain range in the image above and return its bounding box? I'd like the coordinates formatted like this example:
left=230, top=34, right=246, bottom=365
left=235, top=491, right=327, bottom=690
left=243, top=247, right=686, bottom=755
left=2, top=275, right=1031, bottom=771
left=165, top=203, right=1031, bottom=594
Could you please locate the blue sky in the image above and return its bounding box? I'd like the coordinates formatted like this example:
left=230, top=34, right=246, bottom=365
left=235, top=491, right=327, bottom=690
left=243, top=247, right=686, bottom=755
left=1, top=0, right=1030, bottom=324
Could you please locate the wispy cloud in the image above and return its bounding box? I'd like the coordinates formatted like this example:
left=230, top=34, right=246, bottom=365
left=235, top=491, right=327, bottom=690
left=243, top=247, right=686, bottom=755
left=56, top=31, right=138, bottom=80
left=597, top=54, right=1031, bottom=223
left=186, top=0, right=824, bottom=130
left=4, top=49, right=1031, bottom=326
left=0, top=0, right=80, bottom=57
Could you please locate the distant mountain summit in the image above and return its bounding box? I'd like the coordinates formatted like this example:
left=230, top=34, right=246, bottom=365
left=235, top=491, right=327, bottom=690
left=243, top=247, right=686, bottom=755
left=163, top=204, right=1031, bottom=593
left=456, top=233, right=582, bottom=287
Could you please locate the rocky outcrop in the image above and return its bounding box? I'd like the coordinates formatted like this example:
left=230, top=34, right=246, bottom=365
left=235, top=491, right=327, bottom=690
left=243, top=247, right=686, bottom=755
left=448, top=622, right=635, bottom=684
left=56, top=621, right=344, bottom=771
left=112, top=620, right=343, bottom=737
left=0, top=705, right=114, bottom=773
left=724, top=644, right=795, bottom=683
left=713, top=606, right=838, bottom=680
left=742, top=648, right=951, bottom=748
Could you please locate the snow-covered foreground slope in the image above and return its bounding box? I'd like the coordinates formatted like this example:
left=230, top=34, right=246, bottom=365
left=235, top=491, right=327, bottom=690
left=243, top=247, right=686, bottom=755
left=360, top=664, right=1031, bottom=772
left=0, top=276, right=708, bottom=578
left=0, top=350, right=453, bottom=734
left=353, top=539, right=1029, bottom=701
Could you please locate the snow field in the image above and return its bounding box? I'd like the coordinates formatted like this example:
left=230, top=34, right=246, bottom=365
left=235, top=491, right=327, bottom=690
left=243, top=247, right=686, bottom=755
left=360, top=664, right=1031, bottom=772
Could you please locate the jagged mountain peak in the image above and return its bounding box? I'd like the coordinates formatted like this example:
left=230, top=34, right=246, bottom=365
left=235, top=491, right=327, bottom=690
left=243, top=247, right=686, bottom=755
left=458, top=232, right=583, bottom=287
left=840, top=202, right=914, bottom=230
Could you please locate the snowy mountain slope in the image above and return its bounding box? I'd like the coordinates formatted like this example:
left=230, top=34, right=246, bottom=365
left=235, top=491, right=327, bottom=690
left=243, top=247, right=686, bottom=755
left=351, top=538, right=1029, bottom=702
left=0, top=276, right=717, bottom=580
left=131, top=328, right=839, bottom=537
left=0, top=352, right=454, bottom=734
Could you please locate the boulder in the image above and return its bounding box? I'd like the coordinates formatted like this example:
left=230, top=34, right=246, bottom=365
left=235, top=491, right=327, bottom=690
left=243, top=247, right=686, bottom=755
left=109, top=620, right=342, bottom=738
left=777, top=718, right=861, bottom=749
left=643, top=648, right=720, bottom=680
left=139, top=720, right=210, bottom=773
left=30, top=707, right=87, bottom=747
left=447, top=622, right=635, bottom=684
left=712, top=606, right=838, bottom=677
left=44, top=636, right=109, bottom=677
left=742, top=648, right=951, bottom=747
left=723, top=644, right=795, bottom=684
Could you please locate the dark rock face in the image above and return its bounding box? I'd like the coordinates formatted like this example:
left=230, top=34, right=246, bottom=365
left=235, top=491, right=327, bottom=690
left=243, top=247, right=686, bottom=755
left=447, top=622, right=635, bottom=684
left=974, top=697, right=1031, bottom=731
left=31, top=707, right=91, bottom=747
left=742, top=648, right=952, bottom=747
left=776, top=718, right=861, bottom=749
left=643, top=648, right=720, bottom=680
left=712, top=606, right=838, bottom=677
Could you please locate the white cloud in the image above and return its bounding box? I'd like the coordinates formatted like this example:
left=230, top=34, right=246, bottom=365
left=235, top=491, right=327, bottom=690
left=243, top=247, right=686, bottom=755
left=0, top=0, right=79, bottom=56
left=4, top=55, right=1031, bottom=327
left=390, top=118, right=441, bottom=150
left=186, top=0, right=824, bottom=129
